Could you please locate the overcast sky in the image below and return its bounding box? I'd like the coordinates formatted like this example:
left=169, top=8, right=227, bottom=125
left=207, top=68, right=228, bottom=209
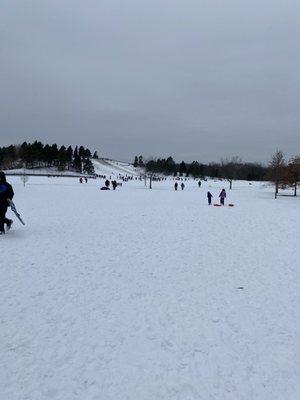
left=1, top=0, right=300, bottom=163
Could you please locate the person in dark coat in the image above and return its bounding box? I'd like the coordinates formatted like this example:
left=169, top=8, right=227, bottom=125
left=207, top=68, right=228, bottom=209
left=0, top=171, right=14, bottom=234
left=174, top=182, right=178, bottom=191
left=181, top=182, right=185, bottom=190
left=219, top=188, right=226, bottom=205
left=207, top=191, right=213, bottom=205
left=198, top=181, right=201, bottom=188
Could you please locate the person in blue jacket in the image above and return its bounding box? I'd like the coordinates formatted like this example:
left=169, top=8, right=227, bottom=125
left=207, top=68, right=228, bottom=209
left=0, top=171, right=14, bottom=234
left=207, top=191, right=213, bottom=205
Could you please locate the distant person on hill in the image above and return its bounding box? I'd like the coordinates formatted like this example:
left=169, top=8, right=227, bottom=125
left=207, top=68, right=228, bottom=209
left=198, top=181, right=201, bottom=188
left=105, top=179, right=110, bottom=188
left=207, top=191, right=213, bottom=205
left=84, top=177, right=88, bottom=183
left=219, top=189, right=226, bottom=205
left=112, top=180, right=117, bottom=190
left=181, top=182, right=185, bottom=190
left=79, top=177, right=83, bottom=183
left=174, top=182, right=178, bottom=191
left=0, top=171, right=14, bottom=234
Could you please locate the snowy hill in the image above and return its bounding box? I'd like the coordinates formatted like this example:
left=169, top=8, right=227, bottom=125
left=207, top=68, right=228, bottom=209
left=92, top=158, right=143, bottom=177
left=3, top=158, right=143, bottom=178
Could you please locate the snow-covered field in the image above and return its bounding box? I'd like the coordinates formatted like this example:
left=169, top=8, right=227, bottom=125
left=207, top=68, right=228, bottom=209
left=1, top=176, right=299, bottom=400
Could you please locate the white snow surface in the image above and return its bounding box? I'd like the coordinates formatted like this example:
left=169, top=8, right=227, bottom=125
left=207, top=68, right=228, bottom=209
left=1, top=177, right=299, bottom=400
left=3, top=168, right=83, bottom=176
left=92, top=159, right=141, bottom=177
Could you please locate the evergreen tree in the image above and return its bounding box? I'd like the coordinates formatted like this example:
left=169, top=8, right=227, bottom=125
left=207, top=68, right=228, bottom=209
left=21, top=142, right=36, bottom=167
left=179, top=161, right=187, bottom=176
left=42, top=144, right=52, bottom=166
left=73, top=146, right=82, bottom=172
left=84, top=148, right=92, bottom=158
left=83, top=158, right=95, bottom=174
left=138, top=155, right=144, bottom=167
left=66, top=146, right=73, bottom=169
left=57, top=146, right=68, bottom=170
left=50, top=144, right=58, bottom=166
left=78, top=146, right=85, bottom=158
left=19, top=142, right=28, bottom=162
left=165, top=156, right=176, bottom=175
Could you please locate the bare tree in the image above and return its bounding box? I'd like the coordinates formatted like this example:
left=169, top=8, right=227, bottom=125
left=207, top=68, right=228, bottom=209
left=284, top=156, right=300, bottom=196
left=268, top=150, right=285, bottom=199
left=220, top=156, right=243, bottom=189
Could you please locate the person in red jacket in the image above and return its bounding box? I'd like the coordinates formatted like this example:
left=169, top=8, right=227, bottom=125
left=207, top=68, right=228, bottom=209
left=0, top=171, right=14, bottom=234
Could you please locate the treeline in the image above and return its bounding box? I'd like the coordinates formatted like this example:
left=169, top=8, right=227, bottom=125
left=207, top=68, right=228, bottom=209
left=134, top=155, right=267, bottom=183
left=0, top=141, right=99, bottom=174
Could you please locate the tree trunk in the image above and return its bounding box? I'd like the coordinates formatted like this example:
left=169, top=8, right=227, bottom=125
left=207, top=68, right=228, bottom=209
left=294, top=182, right=297, bottom=197
left=275, top=181, right=279, bottom=198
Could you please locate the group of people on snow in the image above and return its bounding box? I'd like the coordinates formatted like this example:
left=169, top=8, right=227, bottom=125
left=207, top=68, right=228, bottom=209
left=0, top=169, right=230, bottom=236
left=207, top=188, right=227, bottom=206
left=173, top=179, right=227, bottom=206
left=79, top=177, right=88, bottom=183
left=174, top=182, right=185, bottom=191
left=100, top=179, right=118, bottom=190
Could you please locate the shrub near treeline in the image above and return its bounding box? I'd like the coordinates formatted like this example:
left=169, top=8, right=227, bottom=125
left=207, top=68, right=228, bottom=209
left=134, top=155, right=268, bottom=182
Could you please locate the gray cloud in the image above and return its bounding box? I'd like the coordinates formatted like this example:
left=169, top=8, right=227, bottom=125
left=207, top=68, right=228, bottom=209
left=1, top=0, right=300, bottom=162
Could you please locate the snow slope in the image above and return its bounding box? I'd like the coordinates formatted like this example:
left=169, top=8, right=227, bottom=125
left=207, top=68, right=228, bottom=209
left=3, top=158, right=140, bottom=178
left=1, top=177, right=299, bottom=400
left=92, top=159, right=141, bottom=177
